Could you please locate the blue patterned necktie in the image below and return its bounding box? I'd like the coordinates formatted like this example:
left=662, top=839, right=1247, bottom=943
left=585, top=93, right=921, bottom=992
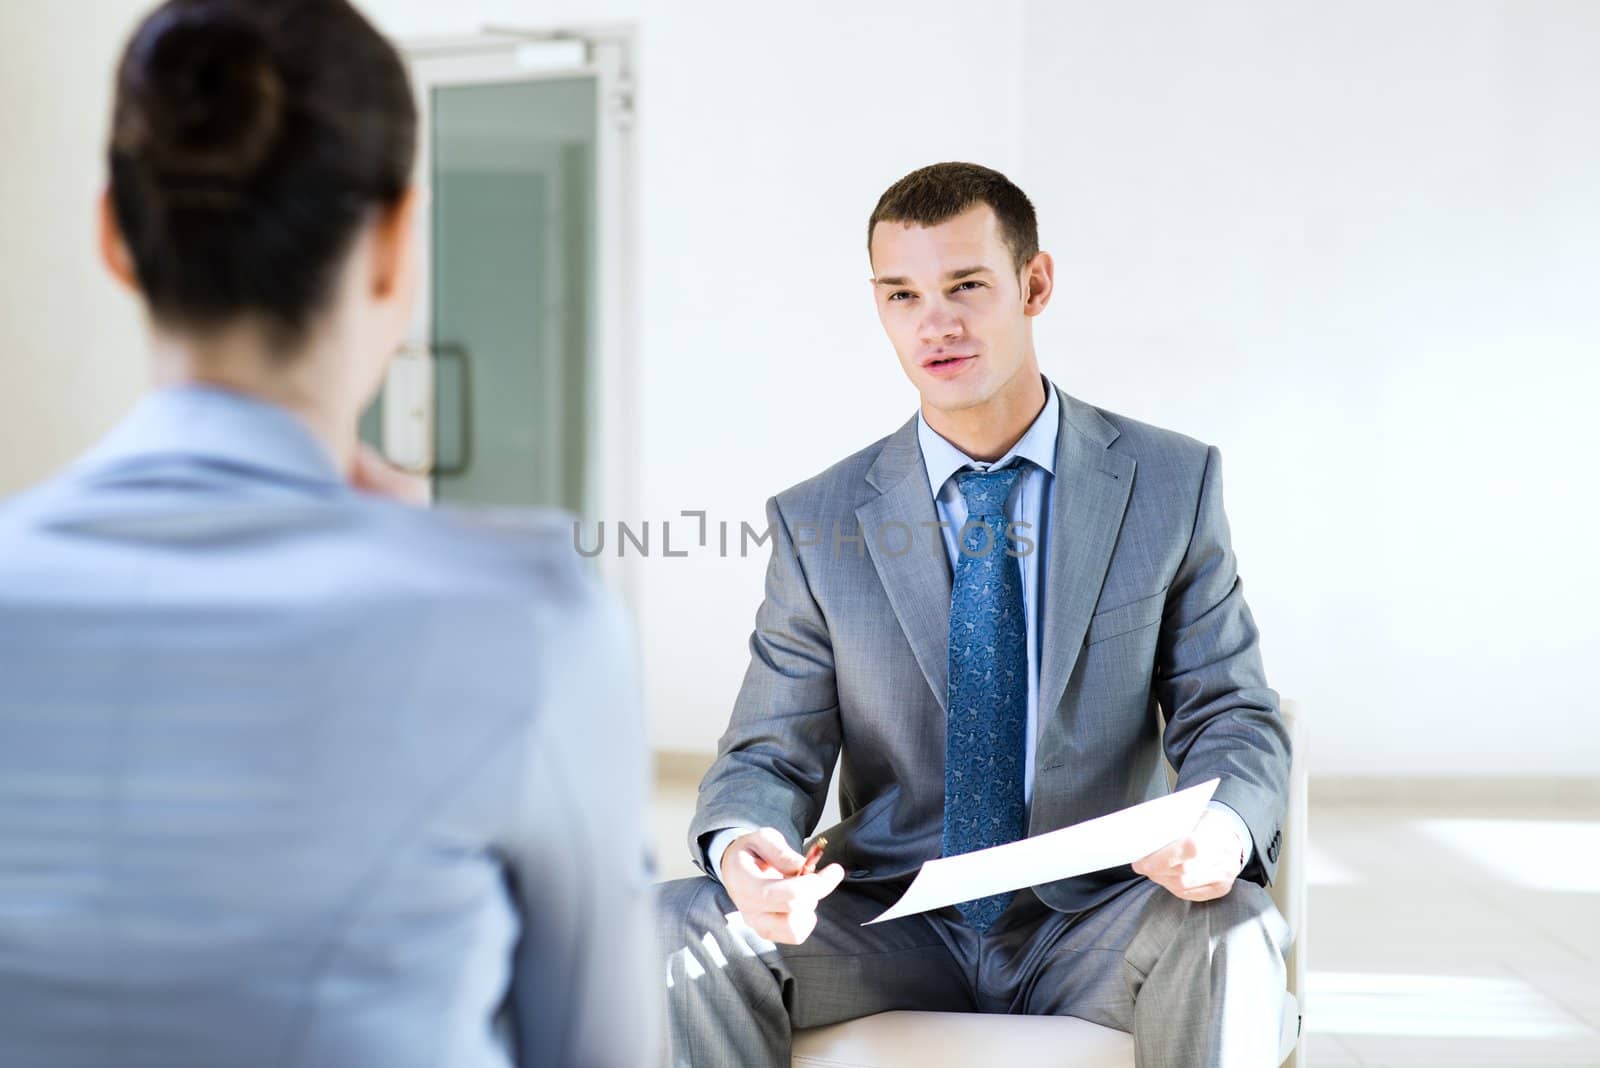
left=943, top=464, right=1029, bottom=933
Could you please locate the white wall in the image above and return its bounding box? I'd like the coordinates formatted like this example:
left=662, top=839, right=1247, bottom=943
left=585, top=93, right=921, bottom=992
left=0, top=1, right=146, bottom=490
left=1017, top=2, right=1600, bottom=775
left=2, top=2, right=1595, bottom=776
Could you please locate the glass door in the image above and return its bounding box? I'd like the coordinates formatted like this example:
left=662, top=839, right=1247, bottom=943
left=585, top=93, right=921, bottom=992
left=428, top=76, right=594, bottom=510
left=362, top=32, right=634, bottom=542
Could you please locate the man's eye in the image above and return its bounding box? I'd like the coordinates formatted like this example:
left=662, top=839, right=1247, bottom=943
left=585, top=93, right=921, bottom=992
left=953, top=281, right=982, bottom=292
left=888, top=291, right=915, bottom=302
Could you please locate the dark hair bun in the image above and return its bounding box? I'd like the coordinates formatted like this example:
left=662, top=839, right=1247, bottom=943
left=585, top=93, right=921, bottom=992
left=109, top=0, right=416, bottom=345
left=115, top=5, right=284, bottom=191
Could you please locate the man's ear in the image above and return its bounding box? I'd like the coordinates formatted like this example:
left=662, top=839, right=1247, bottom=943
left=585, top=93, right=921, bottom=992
left=369, top=184, right=421, bottom=301
left=97, top=188, right=139, bottom=292
left=1021, top=250, right=1055, bottom=317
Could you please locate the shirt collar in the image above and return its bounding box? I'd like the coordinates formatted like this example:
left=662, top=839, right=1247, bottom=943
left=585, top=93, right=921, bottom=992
left=916, top=377, right=1060, bottom=500
left=74, top=383, right=343, bottom=488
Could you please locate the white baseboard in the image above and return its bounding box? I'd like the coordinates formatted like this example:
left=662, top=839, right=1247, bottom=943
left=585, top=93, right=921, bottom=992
left=1310, top=776, right=1600, bottom=806
left=657, top=751, right=1600, bottom=808
left=655, top=749, right=714, bottom=786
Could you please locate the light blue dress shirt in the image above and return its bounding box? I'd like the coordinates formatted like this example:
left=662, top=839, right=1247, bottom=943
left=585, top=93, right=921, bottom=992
left=710, top=378, right=1251, bottom=880
left=0, top=385, right=655, bottom=1068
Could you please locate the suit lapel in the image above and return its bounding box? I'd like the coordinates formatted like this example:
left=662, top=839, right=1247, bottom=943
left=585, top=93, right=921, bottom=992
left=857, top=416, right=953, bottom=713
left=1037, top=389, right=1137, bottom=721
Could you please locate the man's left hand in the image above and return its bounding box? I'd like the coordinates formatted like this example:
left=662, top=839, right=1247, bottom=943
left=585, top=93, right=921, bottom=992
left=1132, top=807, right=1247, bottom=903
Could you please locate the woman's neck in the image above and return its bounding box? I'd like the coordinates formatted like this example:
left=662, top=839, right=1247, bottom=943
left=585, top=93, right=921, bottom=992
left=148, top=326, right=360, bottom=474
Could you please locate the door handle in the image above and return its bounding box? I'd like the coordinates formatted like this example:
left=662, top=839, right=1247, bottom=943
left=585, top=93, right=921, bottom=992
left=379, top=342, right=471, bottom=478
left=380, top=344, right=434, bottom=473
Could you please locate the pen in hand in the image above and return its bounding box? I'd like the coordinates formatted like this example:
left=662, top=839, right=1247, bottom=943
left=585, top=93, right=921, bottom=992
left=724, top=829, right=843, bottom=945
left=800, top=836, right=828, bottom=876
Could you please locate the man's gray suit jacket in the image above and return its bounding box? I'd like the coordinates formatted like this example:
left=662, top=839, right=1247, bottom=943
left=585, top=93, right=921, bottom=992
left=689, top=385, right=1290, bottom=914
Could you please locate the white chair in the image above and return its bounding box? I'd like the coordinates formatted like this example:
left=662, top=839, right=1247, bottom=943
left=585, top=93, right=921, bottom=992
left=793, top=700, right=1308, bottom=1067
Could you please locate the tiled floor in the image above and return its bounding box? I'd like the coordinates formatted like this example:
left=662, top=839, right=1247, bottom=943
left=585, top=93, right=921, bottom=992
left=1294, top=799, right=1600, bottom=1066
left=651, top=782, right=1600, bottom=1066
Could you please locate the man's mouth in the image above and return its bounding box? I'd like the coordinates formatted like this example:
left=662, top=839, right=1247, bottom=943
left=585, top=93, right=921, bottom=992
left=922, top=353, right=978, bottom=376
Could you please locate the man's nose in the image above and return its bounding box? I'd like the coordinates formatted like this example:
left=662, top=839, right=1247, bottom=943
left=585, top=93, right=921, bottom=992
left=918, top=301, right=964, bottom=346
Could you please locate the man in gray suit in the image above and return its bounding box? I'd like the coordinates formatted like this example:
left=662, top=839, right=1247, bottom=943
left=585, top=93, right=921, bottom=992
left=658, top=162, right=1292, bottom=1066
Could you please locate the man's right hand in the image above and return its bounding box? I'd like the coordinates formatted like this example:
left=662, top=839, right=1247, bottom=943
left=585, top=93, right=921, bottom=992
left=720, top=827, right=846, bottom=944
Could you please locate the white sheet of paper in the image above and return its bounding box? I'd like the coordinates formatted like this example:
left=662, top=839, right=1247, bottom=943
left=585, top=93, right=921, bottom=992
left=864, top=778, right=1220, bottom=925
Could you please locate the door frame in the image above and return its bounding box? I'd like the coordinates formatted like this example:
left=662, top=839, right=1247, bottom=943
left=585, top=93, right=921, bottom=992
left=397, top=27, right=639, bottom=601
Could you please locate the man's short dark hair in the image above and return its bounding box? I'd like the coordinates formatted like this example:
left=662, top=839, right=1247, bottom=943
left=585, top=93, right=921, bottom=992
left=868, top=162, right=1039, bottom=273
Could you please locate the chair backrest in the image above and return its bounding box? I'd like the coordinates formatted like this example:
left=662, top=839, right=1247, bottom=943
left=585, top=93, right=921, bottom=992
left=1159, top=698, right=1306, bottom=1008
left=1277, top=700, right=1307, bottom=1014
left=1160, top=698, right=1305, bottom=1067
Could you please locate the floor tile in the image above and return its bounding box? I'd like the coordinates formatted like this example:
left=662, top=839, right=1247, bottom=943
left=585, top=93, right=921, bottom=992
left=1505, top=962, right=1600, bottom=1031
left=1296, top=1032, right=1365, bottom=1065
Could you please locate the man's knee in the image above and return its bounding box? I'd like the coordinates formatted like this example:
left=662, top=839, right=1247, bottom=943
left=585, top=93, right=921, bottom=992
left=1207, top=879, right=1273, bottom=920
left=1132, top=879, right=1289, bottom=979
left=656, top=877, right=732, bottom=947
left=1213, top=881, right=1288, bottom=940
left=658, top=875, right=730, bottom=919
left=1190, top=881, right=1290, bottom=972
left=656, top=874, right=789, bottom=1020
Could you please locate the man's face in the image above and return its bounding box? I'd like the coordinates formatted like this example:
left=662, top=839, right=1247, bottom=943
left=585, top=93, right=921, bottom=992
left=869, top=204, right=1040, bottom=415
